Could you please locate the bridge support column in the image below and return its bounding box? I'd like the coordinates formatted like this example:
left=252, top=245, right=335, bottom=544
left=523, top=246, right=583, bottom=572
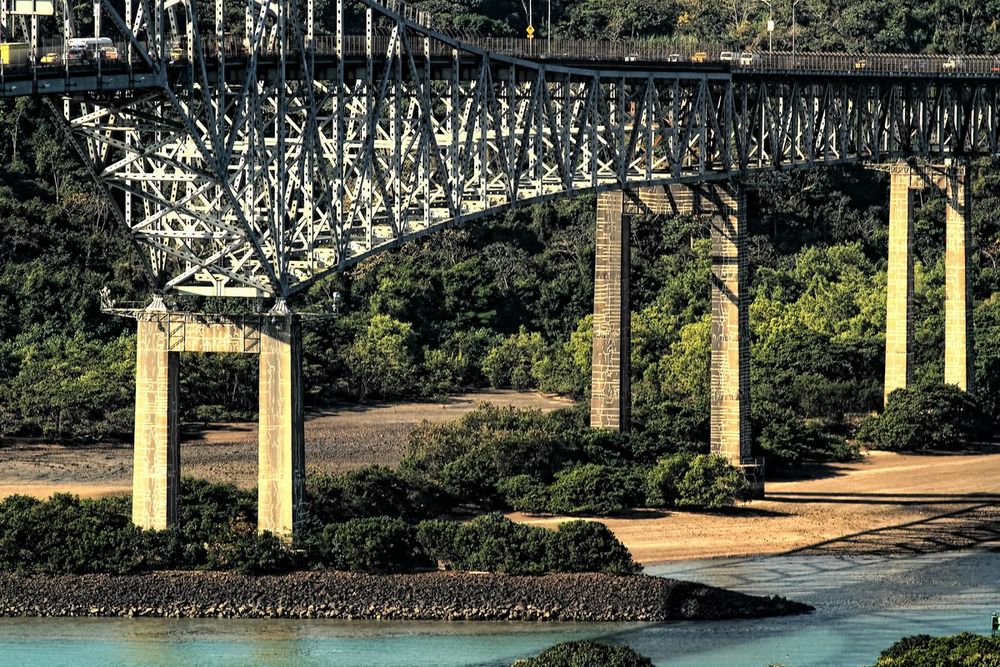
left=707, top=184, right=752, bottom=466
left=590, top=190, right=631, bottom=430
left=132, top=311, right=180, bottom=530
left=885, top=166, right=915, bottom=405
left=257, top=315, right=306, bottom=538
left=945, top=165, right=974, bottom=392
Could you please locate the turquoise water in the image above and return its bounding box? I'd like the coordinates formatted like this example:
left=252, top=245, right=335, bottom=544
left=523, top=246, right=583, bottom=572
left=2, top=548, right=997, bottom=666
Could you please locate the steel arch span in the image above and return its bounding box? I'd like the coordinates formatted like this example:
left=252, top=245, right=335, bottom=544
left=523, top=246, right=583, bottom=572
left=36, top=0, right=1000, bottom=298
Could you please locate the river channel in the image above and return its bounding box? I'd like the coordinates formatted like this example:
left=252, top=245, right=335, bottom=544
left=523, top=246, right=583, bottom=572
left=1, top=547, right=996, bottom=666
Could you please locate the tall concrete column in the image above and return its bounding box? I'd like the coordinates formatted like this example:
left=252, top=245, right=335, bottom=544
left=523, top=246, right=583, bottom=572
left=258, top=315, right=306, bottom=538
left=590, top=190, right=631, bottom=431
left=707, top=183, right=751, bottom=464
left=132, top=314, right=180, bottom=529
left=945, top=165, right=974, bottom=392
left=885, top=167, right=915, bottom=405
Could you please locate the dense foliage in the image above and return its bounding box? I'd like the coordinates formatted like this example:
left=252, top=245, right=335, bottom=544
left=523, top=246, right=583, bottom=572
left=872, top=633, right=1000, bottom=667
left=857, top=384, right=992, bottom=451
left=514, top=640, right=655, bottom=667
left=404, top=405, right=751, bottom=513
left=0, top=480, right=639, bottom=575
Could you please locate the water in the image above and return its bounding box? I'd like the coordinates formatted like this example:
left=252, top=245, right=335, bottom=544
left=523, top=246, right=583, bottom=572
left=2, top=548, right=997, bottom=667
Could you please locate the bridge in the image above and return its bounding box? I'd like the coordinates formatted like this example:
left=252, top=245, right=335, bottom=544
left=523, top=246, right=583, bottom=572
left=3, top=0, right=985, bottom=537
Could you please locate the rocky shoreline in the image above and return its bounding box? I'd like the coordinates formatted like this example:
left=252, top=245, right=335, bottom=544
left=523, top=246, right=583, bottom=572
left=0, top=571, right=811, bottom=621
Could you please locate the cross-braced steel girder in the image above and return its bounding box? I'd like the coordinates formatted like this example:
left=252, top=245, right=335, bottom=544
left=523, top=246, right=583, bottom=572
left=20, top=0, right=1000, bottom=298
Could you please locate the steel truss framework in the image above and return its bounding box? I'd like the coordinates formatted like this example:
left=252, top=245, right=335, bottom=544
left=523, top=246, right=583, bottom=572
left=8, top=0, right=1000, bottom=297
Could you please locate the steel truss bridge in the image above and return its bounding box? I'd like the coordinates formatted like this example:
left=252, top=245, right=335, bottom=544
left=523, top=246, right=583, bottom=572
left=0, top=0, right=994, bottom=300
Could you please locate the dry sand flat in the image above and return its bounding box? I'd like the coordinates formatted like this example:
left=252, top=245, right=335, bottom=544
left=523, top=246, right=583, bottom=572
left=3, top=397, right=998, bottom=565
left=514, top=449, right=1000, bottom=564
left=0, top=390, right=572, bottom=498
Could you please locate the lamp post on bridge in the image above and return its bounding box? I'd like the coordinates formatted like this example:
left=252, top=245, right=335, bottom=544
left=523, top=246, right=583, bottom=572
left=791, top=0, right=802, bottom=61
left=759, top=0, right=774, bottom=67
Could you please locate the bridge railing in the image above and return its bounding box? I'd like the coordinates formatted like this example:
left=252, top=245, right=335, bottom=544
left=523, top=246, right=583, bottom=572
left=4, top=32, right=1000, bottom=81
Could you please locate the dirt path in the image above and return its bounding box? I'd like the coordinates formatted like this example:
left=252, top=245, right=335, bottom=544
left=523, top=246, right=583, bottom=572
left=514, top=449, right=1000, bottom=564
left=0, top=390, right=573, bottom=497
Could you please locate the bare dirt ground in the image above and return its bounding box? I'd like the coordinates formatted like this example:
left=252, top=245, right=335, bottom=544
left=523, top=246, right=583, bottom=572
left=0, top=390, right=573, bottom=498
left=515, top=449, right=1000, bottom=564
left=3, top=398, right=998, bottom=565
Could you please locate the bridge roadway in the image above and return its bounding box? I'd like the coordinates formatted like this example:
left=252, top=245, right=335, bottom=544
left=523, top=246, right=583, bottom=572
left=4, top=36, right=1000, bottom=97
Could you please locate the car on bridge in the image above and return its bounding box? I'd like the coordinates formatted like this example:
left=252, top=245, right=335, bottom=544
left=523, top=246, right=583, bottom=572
left=38, top=51, right=60, bottom=65
left=738, top=52, right=756, bottom=66
left=64, top=48, right=92, bottom=65
left=942, top=57, right=963, bottom=71
left=692, top=51, right=707, bottom=63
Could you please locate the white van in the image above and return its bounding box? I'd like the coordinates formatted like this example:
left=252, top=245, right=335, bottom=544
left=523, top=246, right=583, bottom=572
left=719, top=50, right=735, bottom=62
left=738, top=52, right=757, bottom=66
left=68, top=36, right=112, bottom=58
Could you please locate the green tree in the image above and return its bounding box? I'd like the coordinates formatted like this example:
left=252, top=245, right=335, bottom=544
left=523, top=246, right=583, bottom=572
left=346, top=314, right=419, bottom=401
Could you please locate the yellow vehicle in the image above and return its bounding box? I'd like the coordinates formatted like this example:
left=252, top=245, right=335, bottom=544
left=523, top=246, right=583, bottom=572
left=0, top=42, right=29, bottom=66
left=692, top=51, right=707, bottom=63
left=853, top=58, right=867, bottom=70
left=169, top=44, right=186, bottom=62
left=39, top=51, right=60, bottom=65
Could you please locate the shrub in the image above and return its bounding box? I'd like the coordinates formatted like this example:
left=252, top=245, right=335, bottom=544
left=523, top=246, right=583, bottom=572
left=418, top=514, right=640, bottom=577
left=448, top=513, right=549, bottom=575
left=645, top=452, right=694, bottom=507
left=320, top=516, right=428, bottom=573
left=545, top=520, right=640, bottom=576
left=401, top=405, right=583, bottom=505
left=754, top=402, right=859, bottom=469
left=676, top=455, right=751, bottom=508
left=873, top=632, right=1000, bottom=666
left=204, top=528, right=298, bottom=574
left=414, top=519, right=461, bottom=565
left=546, top=464, right=630, bottom=516
left=0, top=493, right=147, bottom=574
left=515, top=640, right=654, bottom=666
left=178, top=478, right=256, bottom=542
left=306, top=466, right=439, bottom=525
left=497, top=474, right=550, bottom=513
left=857, top=384, right=992, bottom=452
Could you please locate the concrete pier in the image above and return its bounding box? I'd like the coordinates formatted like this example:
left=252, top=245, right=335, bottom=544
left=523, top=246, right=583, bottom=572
left=944, top=165, right=974, bottom=392
left=590, top=190, right=632, bottom=430
left=706, top=184, right=751, bottom=464
left=885, top=166, right=915, bottom=405
left=132, top=313, right=180, bottom=530
left=588, top=183, right=753, bottom=466
left=128, top=309, right=304, bottom=538
left=257, top=316, right=306, bottom=537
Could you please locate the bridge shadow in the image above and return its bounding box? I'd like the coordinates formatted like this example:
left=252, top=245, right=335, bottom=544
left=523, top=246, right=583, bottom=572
left=650, top=502, right=1000, bottom=596
left=765, top=491, right=1000, bottom=506
left=783, top=502, right=1000, bottom=557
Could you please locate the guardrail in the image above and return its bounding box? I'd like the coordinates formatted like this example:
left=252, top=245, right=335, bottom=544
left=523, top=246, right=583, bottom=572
left=4, top=34, right=1000, bottom=80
